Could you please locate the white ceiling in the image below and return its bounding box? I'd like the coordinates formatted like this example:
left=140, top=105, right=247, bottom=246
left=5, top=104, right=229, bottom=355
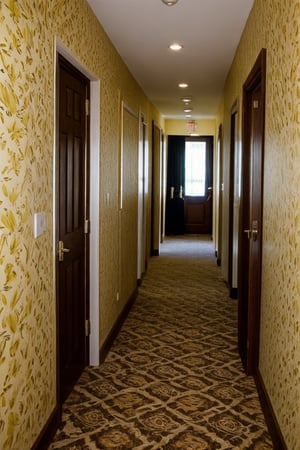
left=86, top=0, right=254, bottom=119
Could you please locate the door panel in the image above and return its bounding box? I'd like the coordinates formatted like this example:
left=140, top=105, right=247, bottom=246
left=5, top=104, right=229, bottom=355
left=238, top=49, right=266, bottom=375
left=58, top=56, right=89, bottom=401
left=121, top=104, right=139, bottom=302
left=184, top=195, right=212, bottom=233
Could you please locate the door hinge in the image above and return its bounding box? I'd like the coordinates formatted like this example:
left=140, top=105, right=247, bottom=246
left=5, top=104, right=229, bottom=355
left=85, top=98, right=90, bottom=116
left=85, top=319, right=90, bottom=337
left=84, top=219, right=90, bottom=234
left=253, top=100, right=259, bottom=109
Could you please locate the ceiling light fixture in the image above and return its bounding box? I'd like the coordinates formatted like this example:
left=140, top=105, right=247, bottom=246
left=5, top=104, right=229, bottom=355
left=169, top=43, right=183, bottom=51
left=184, top=108, right=193, bottom=113
left=162, top=0, right=179, bottom=5
left=178, top=83, right=188, bottom=88
left=181, top=97, right=192, bottom=104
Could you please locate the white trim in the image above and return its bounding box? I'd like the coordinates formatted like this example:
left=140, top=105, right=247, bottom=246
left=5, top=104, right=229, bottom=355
left=123, top=101, right=139, bottom=119
left=89, top=81, right=100, bottom=366
left=55, top=38, right=98, bottom=81
left=137, top=111, right=145, bottom=280
left=54, top=37, right=100, bottom=366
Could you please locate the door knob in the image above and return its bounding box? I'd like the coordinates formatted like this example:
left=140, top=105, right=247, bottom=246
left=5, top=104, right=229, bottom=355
left=244, top=220, right=259, bottom=241
left=244, top=229, right=252, bottom=239
left=58, top=240, right=70, bottom=261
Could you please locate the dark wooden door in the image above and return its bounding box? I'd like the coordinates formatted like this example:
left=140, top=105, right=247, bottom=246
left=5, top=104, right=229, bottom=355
left=238, top=49, right=266, bottom=375
left=58, top=56, right=89, bottom=401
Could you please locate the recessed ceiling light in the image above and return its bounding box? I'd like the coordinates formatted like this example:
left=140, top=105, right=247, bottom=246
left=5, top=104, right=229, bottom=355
left=181, top=97, right=192, bottom=104
left=169, top=43, right=183, bottom=51
left=162, top=0, right=179, bottom=5
left=178, top=83, right=188, bottom=88
left=185, top=114, right=192, bottom=118
left=184, top=108, right=193, bottom=113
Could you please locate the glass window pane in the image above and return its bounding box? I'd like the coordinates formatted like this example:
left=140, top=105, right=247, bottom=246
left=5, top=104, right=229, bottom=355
left=185, top=141, right=206, bottom=196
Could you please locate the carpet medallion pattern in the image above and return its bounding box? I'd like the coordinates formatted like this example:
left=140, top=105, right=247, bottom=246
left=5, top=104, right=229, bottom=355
left=49, top=236, right=273, bottom=449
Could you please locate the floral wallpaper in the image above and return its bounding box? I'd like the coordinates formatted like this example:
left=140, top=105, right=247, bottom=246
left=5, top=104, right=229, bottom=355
left=0, top=1, right=55, bottom=449
left=1, top=0, right=299, bottom=448
left=0, top=0, right=160, bottom=448
left=220, top=0, right=300, bottom=448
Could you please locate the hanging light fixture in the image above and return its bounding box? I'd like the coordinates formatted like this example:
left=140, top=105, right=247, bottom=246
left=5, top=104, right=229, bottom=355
left=162, top=0, right=179, bottom=6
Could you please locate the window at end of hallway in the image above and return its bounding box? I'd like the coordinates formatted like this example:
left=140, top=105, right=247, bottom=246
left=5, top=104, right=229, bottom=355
left=185, top=141, right=206, bottom=196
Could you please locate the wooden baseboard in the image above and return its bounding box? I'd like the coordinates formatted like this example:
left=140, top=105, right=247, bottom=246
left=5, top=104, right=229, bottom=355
left=32, top=404, right=61, bottom=450
left=255, top=369, right=287, bottom=450
left=99, top=287, right=138, bottom=363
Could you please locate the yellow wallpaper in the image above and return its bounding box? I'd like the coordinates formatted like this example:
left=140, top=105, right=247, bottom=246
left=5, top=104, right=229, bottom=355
left=219, top=0, right=300, bottom=448
left=1, top=0, right=299, bottom=447
left=0, top=1, right=56, bottom=448
left=0, top=0, right=160, bottom=448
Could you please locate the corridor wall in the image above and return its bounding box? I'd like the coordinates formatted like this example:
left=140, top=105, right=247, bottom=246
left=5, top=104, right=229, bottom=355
left=218, top=0, right=300, bottom=448
left=0, top=0, right=162, bottom=448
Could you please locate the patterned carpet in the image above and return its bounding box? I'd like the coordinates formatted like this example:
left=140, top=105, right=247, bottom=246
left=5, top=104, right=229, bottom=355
left=48, top=235, right=273, bottom=449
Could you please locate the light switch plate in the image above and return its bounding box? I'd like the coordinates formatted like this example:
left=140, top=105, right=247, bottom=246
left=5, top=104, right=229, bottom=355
left=33, top=212, right=46, bottom=238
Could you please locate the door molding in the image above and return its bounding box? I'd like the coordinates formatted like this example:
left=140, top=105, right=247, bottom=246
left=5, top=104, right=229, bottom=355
left=228, top=100, right=241, bottom=299
left=216, top=124, right=223, bottom=266
left=151, top=121, right=162, bottom=255
left=54, top=38, right=100, bottom=366
left=137, top=111, right=147, bottom=281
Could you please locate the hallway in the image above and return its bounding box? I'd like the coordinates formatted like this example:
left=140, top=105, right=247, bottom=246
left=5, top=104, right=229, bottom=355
left=49, top=235, right=272, bottom=449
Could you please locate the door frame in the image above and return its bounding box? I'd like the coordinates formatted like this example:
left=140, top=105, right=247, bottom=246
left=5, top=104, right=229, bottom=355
left=151, top=121, right=162, bottom=256
left=161, top=131, right=165, bottom=243
left=216, top=125, right=223, bottom=266
left=137, top=112, right=148, bottom=281
left=228, top=101, right=241, bottom=299
left=54, top=38, right=100, bottom=369
left=238, top=48, right=266, bottom=375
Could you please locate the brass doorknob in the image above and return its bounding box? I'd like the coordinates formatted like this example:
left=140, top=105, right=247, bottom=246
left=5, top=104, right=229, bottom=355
left=244, top=229, right=252, bottom=239
left=243, top=228, right=258, bottom=241
left=58, top=240, right=70, bottom=261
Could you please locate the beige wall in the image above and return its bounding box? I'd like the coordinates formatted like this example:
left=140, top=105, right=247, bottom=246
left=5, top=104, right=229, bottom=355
left=0, top=0, right=162, bottom=448
left=217, top=0, right=300, bottom=448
